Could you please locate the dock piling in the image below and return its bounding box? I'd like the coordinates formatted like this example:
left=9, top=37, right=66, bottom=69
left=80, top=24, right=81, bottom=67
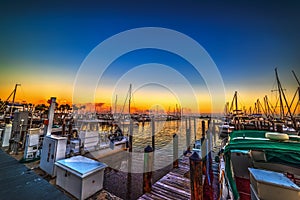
left=212, top=120, right=216, bottom=148
left=143, top=145, right=153, bottom=193
left=189, top=151, right=203, bottom=200
left=194, top=117, right=197, bottom=142
left=201, top=120, right=205, bottom=137
left=186, top=128, right=191, bottom=150
left=173, top=134, right=178, bottom=168
left=151, top=118, right=155, bottom=151
left=129, top=119, right=133, bottom=152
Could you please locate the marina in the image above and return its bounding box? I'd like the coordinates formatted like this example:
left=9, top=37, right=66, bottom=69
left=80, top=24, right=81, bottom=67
left=1, top=2, right=300, bottom=200
left=0, top=74, right=300, bottom=199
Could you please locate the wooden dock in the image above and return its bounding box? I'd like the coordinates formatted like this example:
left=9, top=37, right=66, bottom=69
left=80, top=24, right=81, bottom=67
left=0, top=149, right=71, bottom=200
left=138, top=155, right=191, bottom=200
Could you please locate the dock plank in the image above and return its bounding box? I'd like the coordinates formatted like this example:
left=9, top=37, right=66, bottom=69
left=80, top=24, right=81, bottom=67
left=138, top=155, right=191, bottom=200
left=0, top=149, right=70, bottom=200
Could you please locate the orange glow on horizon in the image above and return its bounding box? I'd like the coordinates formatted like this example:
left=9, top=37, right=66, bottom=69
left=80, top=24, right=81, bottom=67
left=1, top=80, right=299, bottom=114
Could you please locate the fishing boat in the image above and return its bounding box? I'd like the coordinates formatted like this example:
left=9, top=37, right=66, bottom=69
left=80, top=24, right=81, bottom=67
left=68, top=119, right=126, bottom=155
left=218, top=130, right=300, bottom=200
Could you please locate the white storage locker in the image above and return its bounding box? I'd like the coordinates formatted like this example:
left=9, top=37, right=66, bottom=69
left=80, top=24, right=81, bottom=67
left=40, top=135, right=67, bottom=176
left=2, top=124, right=12, bottom=147
left=55, top=156, right=107, bottom=200
left=249, top=168, right=300, bottom=200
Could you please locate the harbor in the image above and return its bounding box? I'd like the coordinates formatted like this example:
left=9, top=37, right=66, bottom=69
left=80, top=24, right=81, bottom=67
left=0, top=97, right=220, bottom=199
left=1, top=85, right=299, bottom=200
left=1, top=67, right=300, bottom=200
left=1, top=1, right=300, bottom=200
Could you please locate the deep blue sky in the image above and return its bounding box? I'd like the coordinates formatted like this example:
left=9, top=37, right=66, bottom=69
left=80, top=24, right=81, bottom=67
left=0, top=0, right=299, bottom=109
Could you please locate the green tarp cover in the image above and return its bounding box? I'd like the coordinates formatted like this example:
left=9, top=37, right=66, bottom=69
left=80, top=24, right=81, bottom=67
left=224, top=130, right=300, bottom=200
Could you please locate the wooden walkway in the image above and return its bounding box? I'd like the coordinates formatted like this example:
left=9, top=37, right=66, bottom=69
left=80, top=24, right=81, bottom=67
left=0, top=149, right=70, bottom=200
left=138, top=155, right=191, bottom=200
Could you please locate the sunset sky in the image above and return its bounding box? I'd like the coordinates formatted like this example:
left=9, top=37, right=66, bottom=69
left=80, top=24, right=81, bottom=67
left=0, top=1, right=299, bottom=114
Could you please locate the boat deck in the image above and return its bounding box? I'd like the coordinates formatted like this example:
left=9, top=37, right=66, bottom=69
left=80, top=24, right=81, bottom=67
left=138, top=155, right=191, bottom=200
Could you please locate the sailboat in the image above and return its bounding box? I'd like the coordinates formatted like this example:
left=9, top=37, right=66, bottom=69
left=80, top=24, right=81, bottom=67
left=218, top=69, right=300, bottom=200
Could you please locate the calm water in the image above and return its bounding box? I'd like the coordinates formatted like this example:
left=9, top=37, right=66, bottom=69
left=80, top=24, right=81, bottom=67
left=101, top=118, right=222, bottom=200
left=115, top=118, right=222, bottom=172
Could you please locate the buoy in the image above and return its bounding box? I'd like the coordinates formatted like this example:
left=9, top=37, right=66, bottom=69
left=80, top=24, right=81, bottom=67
left=265, top=132, right=289, bottom=141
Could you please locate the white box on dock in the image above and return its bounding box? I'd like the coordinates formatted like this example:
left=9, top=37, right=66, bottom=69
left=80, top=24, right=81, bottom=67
left=40, top=135, right=67, bottom=176
left=2, top=124, right=12, bottom=147
left=55, top=155, right=107, bottom=200
left=249, top=168, right=300, bottom=200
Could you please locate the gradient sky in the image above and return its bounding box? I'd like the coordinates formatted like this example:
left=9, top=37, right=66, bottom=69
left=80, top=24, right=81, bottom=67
left=0, top=0, right=299, bottom=113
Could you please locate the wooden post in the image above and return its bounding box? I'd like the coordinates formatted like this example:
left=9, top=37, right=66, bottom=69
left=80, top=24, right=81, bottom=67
left=186, top=128, right=191, bottom=150
left=186, top=117, right=188, bottom=129
left=201, top=120, right=205, bottom=145
left=127, top=152, right=132, bottom=200
left=129, top=119, right=133, bottom=152
left=151, top=118, right=155, bottom=151
left=173, top=134, right=178, bottom=168
left=143, top=145, right=153, bottom=193
left=127, top=119, right=133, bottom=200
left=68, top=120, right=72, bottom=136
left=188, top=117, right=192, bottom=144
left=62, top=119, right=66, bottom=136
left=276, top=124, right=283, bottom=133
left=212, top=120, right=216, bottom=148
left=189, top=117, right=192, bottom=133
left=190, top=151, right=203, bottom=200
left=201, top=120, right=205, bottom=136
left=194, top=117, right=197, bottom=142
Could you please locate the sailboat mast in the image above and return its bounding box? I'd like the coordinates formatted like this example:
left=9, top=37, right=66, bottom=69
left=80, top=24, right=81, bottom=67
left=292, top=70, right=300, bottom=86
left=114, top=95, right=118, bottom=114
left=128, top=84, right=132, bottom=115
left=10, top=83, right=21, bottom=116
left=229, top=91, right=238, bottom=114
left=235, top=91, right=238, bottom=113
left=290, top=70, right=300, bottom=116
left=275, top=68, right=284, bottom=119
left=276, top=68, right=296, bottom=128
left=264, top=95, right=273, bottom=118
